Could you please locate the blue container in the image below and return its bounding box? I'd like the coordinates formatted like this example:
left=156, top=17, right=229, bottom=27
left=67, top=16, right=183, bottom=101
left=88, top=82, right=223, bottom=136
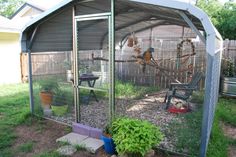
left=101, top=135, right=116, bottom=155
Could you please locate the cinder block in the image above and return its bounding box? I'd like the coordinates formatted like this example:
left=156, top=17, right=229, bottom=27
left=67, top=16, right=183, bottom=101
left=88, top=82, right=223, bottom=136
left=89, top=127, right=102, bottom=139
left=72, top=123, right=90, bottom=136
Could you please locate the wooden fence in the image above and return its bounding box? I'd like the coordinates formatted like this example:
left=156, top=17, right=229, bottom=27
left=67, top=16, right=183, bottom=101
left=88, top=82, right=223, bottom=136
left=20, top=51, right=72, bottom=82
left=20, top=40, right=236, bottom=88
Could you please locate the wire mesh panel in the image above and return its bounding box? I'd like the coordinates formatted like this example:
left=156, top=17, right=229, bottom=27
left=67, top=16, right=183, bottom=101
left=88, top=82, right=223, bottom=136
left=76, top=16, right=110, bottom=129
left=31, top=51, right=75, bottom=125
left=201, top=51, right=222, bottom=156
left=114, top=24, right=205, bottom=156
left=116, top=25, right=206, bottom=89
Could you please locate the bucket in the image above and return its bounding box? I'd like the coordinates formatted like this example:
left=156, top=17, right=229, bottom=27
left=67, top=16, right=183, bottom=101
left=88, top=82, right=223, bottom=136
left=101, top=135, right=116, bottom=155
left=66, top=70, right=73, bottom=82
left=221, top=77, right=236, bottom=97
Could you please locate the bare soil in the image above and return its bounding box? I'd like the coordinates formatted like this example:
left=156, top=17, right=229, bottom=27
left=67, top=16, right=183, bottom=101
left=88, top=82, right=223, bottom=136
left=13, top=119, right=68, bottom=157
left=228, top=146, right=236, bottom=157
left=221, top=122, right=236, bottom=157
left=221, top=122, right=236, bottom=140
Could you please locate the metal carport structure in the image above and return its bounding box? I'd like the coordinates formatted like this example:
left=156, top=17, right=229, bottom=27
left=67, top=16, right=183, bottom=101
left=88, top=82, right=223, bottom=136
left=20, top=0, right=223, bottom=156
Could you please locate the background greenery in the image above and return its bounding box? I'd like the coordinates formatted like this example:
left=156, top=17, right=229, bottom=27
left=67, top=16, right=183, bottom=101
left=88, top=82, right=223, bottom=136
left=197, top=0, right=236, bottom=39
left=0, top=0, right=25, bottom=18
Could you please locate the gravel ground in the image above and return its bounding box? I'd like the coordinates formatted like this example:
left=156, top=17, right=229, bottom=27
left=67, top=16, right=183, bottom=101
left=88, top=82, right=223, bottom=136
left=46, top=90, right=195, bottom=152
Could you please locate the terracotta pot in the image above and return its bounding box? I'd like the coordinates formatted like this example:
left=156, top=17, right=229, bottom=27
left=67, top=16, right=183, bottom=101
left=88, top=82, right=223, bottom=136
left=39, top=91, right=53, bottom=108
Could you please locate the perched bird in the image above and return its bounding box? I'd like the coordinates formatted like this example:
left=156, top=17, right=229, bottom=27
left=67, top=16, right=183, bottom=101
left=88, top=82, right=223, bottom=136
left=143, top=47, right=154, bottom=64
left=140, top=47, right=155, bottom=73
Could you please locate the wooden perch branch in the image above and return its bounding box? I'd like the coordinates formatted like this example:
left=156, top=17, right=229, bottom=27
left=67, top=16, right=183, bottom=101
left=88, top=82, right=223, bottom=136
left=92, top=53, right=137, bottom=62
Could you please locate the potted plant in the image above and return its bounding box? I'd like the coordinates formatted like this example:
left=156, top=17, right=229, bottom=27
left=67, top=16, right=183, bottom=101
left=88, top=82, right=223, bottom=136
left=38, top=79, right=59, bottom=109
left=111, top=117, right=164, bottom=157
left=64, top=59, right=73, bottom=82
left=101, top=124, right=116, bottom=155
left=51, top=90, right=68, bottom=116
left=221, top=58, right=236, bottom=97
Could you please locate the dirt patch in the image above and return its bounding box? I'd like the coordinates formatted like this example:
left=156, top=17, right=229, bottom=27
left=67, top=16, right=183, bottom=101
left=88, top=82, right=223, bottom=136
left=228, top=146, right=236, bottom=157
left=221, top=122, right=236, bottom=139
left=13, top=119, right=69, bottom=157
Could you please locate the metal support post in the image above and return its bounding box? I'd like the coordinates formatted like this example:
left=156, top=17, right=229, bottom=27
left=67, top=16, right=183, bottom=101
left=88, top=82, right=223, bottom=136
left=27, top=26, right=38, bottom=114
left=109, top=0, right=115, bottom=123
left=73, top=5, right=80, bottom=123
left=28, top=49, right=34, bottom=114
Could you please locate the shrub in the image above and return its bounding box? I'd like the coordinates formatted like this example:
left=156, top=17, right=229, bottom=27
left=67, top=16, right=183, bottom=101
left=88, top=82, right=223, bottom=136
left=38, top=78, right=59, bottom=93
left=112, top=117, right=164, bottom=157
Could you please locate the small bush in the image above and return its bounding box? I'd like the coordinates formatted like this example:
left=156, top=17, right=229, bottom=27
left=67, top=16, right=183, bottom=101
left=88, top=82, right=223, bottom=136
left=112, top=117, right=164, bottom=157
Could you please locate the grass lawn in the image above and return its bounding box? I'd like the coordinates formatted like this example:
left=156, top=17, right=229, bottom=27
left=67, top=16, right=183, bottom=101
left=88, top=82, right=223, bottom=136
left=0, top=83, right=235, bottom=157
left=0, top=83, right=30, bottom=157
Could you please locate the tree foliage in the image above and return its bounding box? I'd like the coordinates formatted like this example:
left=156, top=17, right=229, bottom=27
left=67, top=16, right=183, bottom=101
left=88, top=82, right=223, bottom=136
left=197, top=0, right=236, bottom=39
left=0, top=0, right=25, bottom=18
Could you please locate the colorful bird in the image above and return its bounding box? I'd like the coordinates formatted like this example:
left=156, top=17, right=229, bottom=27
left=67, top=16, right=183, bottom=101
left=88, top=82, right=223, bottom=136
left=142, top=47, right=155, bottom=72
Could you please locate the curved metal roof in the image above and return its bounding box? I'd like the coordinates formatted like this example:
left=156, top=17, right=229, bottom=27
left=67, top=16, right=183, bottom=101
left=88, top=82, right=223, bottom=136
left=21, top=0, right=221, bottom=55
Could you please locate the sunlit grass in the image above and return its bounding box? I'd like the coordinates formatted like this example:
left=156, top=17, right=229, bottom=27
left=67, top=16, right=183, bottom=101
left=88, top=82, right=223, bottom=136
left=0, top=83, right=29, bottom=97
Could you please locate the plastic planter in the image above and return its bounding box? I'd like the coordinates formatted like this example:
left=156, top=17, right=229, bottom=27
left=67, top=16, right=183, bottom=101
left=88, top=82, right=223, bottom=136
left=101, top=135, right=116, bottom=155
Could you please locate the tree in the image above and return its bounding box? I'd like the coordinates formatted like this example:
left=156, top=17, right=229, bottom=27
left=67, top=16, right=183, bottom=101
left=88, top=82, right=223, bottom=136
left=197, top=0, right=236, bottom=39
left=217, top=2, right=236, bottom=39
left=0, top=0, right=25, bottom=18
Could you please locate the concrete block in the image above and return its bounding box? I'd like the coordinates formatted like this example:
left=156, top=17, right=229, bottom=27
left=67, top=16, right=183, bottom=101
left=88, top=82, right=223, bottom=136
left=72, top=123, right=90, bottom=136
left=80, top=137, right=104, bottom=153
left=56, top=133, right=88, bottom=145
left=89, top=127, right=102, bottom=139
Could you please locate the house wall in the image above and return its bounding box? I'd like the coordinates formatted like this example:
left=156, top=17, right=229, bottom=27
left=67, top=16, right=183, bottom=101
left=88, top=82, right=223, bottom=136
left=0, top=32, right=21, bottom=84
left=22, top=8, right=42, bottom=17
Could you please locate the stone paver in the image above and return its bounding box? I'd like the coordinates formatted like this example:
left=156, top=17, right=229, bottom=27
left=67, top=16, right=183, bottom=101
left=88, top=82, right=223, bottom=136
left=80, top=137, right=104, bottom=153
left=57, top=145, right=77, bottom=156
left=56, top=132, right=88, bottom=145
left=57, top=133, right=104, bottom=154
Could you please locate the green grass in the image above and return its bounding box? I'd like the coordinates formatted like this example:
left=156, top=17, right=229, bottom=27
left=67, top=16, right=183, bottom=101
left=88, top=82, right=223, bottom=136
left=18, top=141, right=34, bottom=153
left=207, top=97, right=236, bottom=157
left=168, top=91, right=236, bottom=157
left=0, top=83, right=30, bottom=157
left=75, top=144, right=86, bottom=151
left=114, top=80, right=158, bottom=99
left=168, top=105, right=202, bottom=156
left=33, top=151, right=64, bottom=157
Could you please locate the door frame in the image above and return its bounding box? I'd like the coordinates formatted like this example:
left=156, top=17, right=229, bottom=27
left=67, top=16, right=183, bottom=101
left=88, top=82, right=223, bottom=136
left=73, top=12, right=113, bottom=123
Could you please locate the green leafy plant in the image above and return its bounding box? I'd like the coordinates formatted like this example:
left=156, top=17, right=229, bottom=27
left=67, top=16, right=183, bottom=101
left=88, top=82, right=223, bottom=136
left=52, top=90, right=67, bottom=106
left=38, top=79, right=59, bottom=93
left=103, top=123, right=113, bottom=137
left=222, top=58, right=235, bottom=77
left=111, top=117, right=164, bottom=157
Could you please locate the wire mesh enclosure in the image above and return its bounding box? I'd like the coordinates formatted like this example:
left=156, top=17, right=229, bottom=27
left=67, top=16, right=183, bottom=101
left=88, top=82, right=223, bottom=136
left=31, top=51, right=75, bottom=125
left=21, top=0, right=223, bottom=156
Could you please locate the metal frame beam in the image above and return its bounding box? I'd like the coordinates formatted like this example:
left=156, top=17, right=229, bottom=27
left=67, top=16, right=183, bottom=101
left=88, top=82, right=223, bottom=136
left=76, top=8, right=143, bottom=31
left=178, top=11, right=206, bottom=44
left=27, top=26, right=38, bottom=114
